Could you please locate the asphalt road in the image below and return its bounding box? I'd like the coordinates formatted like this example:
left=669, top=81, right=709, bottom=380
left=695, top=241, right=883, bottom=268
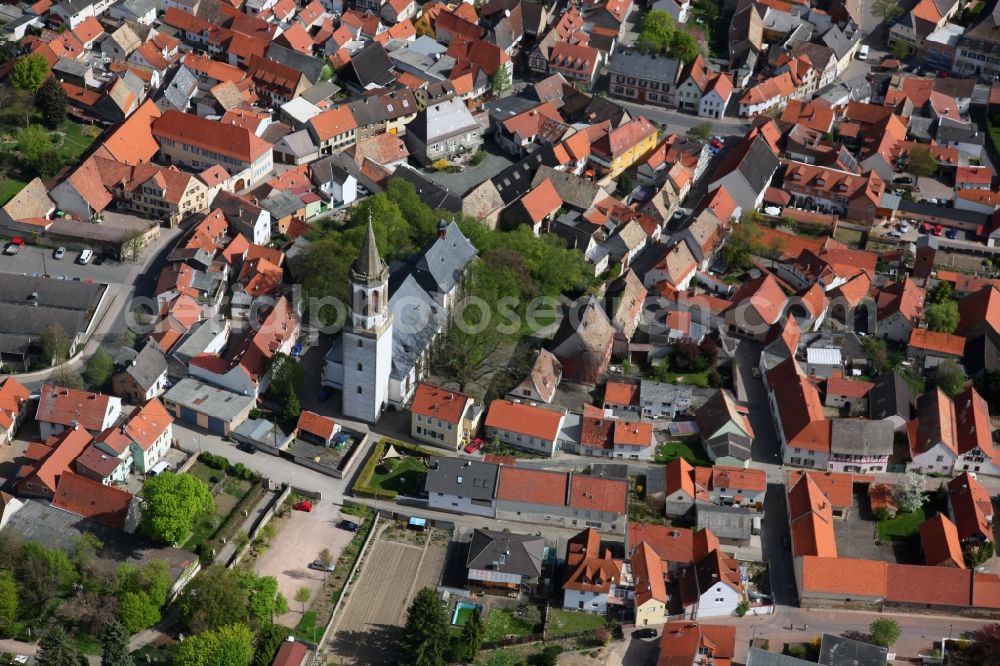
left=613, top=101, right=752, bottom=137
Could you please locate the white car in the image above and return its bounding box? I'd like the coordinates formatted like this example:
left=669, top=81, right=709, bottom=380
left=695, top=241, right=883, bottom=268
left=54, top=246, right=66, bottom=259
left=888, top=231, right=902, bottom=238
left=763, top=206, right=782, bottom=216
left=899, top=222, right=909, bottom=233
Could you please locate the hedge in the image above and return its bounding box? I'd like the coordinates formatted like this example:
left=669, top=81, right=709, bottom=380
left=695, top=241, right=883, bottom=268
left=352, top=438, right=435, bottom=499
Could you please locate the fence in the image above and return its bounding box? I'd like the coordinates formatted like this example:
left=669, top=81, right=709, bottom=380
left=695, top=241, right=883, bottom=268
left=314, top=514, right=382, bottom=658
left=227, top=483, right=291, bottom=568
left=481, top=634, right=545, bottom=650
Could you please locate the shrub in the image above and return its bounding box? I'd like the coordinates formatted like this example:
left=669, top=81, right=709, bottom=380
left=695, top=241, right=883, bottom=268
left=209, top=475, right=221, bottom=484
left=470, top=150, right=487, bottom=166
left=540, top=645, right=563, bottom=666
left=199, top=452, right=230, bottom=470
left=787, top=644, right=806, bottom=659
left=593, top=627, right=611, bottom=645
left=873, top=507, right=892, bottom=521
left=736, top=599, right=750, bottom=617
left=760, top=639, right=770, bottom=650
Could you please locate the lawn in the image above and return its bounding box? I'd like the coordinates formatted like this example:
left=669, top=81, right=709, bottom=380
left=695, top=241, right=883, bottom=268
left=654, top=440, right=712, bottom=466
left=294, top=611, right=322, bottom=643
left=878, top=507, right=927, bottom=543
left=369, top=457, right=427, bottom=496
left=833, top=227, right=865, bottom=248
left=187, top=461, right=219, bottom=485
left=660, top=370, right=710, bottom=388
left=546, top=608, right=608, bottom=637
left=0, top=177, right=27, bottom=205
left=182, top=462, right=258, bottom=551
left=483, top=608, right=540, bottom=642
left=989, top=119, right=1000, bottom=161
left=58, top=120, right=98, bottom=161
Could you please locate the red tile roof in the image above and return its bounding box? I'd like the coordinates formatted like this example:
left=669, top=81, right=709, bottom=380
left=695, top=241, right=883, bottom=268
left=36, top=384, right=117, bottom=432
left=788, top=474, right=837, bottom=558
left=410, top=383, right=470, bottom=425
left=798, top=556, right=888, bottom=598
left=52, top=471, right=133, bottom=529
left=766, top=360, right=829, bottom=453
left=628, top=524, right=695, bottom=565
left=569, top=474, right=627, bottom=513
left=948, top=471, right=993, bottom=544
left=885, top=563, right=971, bottom=607
left=124, top=399, right=172, bottom=452
left=908, top=328, right=965, bottom=357
left=920, top=513, right=965, bottom=568
left=271, top=640, right=308, bottom=666
left=631, top=541, right=667, bottom=606
left=825, top=374, right=873, bottom=399
left=17, top=426, right=93, bottom=496
left=613, top=420, right=653, bottom=448
left=296, top=410, right=338, bottom=440
left=153, top=110, right=271, bottom=163
left=485, top=399, right=565, bottom=441
left=496, top=467, right=567, bottom=506
left=787, top=471, right=854, bottom=509
left=519, top=178, right=562, bottom=224
left=959, top=286, right=1000, bottom=338
left=0, top=378, right=29, bottom=431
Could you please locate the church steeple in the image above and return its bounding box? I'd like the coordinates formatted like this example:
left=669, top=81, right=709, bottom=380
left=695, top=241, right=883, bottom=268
left=351, top=220, right=388, bottom=286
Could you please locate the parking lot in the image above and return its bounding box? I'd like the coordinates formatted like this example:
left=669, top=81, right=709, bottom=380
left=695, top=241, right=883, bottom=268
left=0, top=243, right=134, bottom=284
left=328, top=525, right=448, bottom=665
left=252, top=497, right=358, bottom=626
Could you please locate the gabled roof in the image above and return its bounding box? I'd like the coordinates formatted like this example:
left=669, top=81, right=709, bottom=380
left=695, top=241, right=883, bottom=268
left=36, top=384, right=116, bottom=431
left=52, top=471, right=133, bottom=529
left=563, top=527, right=622, bottom=593
left=22, top=426, right=93, bottom=494
left=920, top=512, right=965, bottom=568
left=727, top=273, right=787, bottom=326
left=766, top=359, right=829, bottom=453
left=124, top=398, right=172, bottom=452
left=787, top=474, right=837, bottom=558
left=497, top=467, right=567, bottom=506
left=411, top=383, right=470, bottom=424
left=948, top=471, right=993, bottom=543
left=295, top=410, right=338, bottom=440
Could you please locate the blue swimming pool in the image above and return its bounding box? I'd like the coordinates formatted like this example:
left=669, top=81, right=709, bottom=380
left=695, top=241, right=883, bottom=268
left=452, top=602, right=483, bottom=626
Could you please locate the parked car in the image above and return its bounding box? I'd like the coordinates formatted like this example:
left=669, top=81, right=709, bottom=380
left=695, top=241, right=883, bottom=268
left=463, top=437, right=485, bottom=454
left=887, top=231, right=902, bottom=238
left=933, top=224, right=943, bottom=236
left=893, top=176, right=913, bottom=185
left=632, top=628, right=658, bottom=639
left=236, top=441, right=256, bottom=454
left=92, top=254, right=106, bottom=265
left=53, top=246, right=66, bottom=260
left=899, top=222, right=909, bottom=233
left=947, top=228, right=959, bottom=239
left=920, top=222, right=932, bottom=234
left=710, top=138, right=723, bottom=149
left=294, top=500, right=313, bottom=512
left=337, top=520, right=360, bottom=532
left=78, top=248, right=93, bottom=264
left=3, top=243, right=19, bottom=255
left=309, top=560, right=335, bottom=573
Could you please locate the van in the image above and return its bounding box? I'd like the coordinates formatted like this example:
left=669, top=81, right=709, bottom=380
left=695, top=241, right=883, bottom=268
left=858, top=45, right=869, bottom=61
left=78, top=248, right=93, bottom=264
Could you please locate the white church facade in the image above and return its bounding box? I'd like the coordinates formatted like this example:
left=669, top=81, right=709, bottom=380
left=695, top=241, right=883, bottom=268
left=322, top=219, right=477, bottom=422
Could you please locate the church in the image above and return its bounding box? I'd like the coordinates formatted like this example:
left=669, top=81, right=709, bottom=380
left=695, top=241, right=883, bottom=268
left=322, top=219, right=477, bottom=422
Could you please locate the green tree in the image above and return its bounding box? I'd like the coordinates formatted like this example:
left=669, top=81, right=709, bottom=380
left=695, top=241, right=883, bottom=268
left=40, top=323, right=70, bottom=364
left=252, top=624, right=292, bottom=666
left=907, top=145, right=939, bottom=179
left=890, top=40, right=911, bottom=60
left=10, top=54, right=48, bottom=92
left=721, top=217, right=762, bottom=270
left=668, top=30, right=700, bottom=63
left=30, top=149, right=63, bottom=178
left=17, top=542, right=79, bottom=611
left=281, top=388, right=302, bottom=431
left=173, top=623, right=255, bottom=666
left=85, top=347, right=115, bottom=389
left=36, top=625, right=87, bottom=666
left=927, top=280, right=953, bottom=304
left=294, top=586, right=311, bottom=613
left=869, top=618, right=901, bottom=648
left=686, top=121, right=714, bottom=144
left=0, top=571, right=17, bottom=629
left=965, top=541, right=995, bottom=568
left=114, top=560, right=170, bottom=633
left=403, top=588, right=449, bottom=666
left=925, top=300, right=959, bottom=333
left=892, top=471, right=925, bottom=513
left=459, top=608, right=485, bottom=662
left=100, top=620, right=134, bottom=666
left=267, top=352, right=304, bottom=400
left=179, top=566, right=250, bottom=634
left=35, top=77, right=66, bottom=128
left=116, top=327, right=137, bottom=350
left=17, top=124, right=53, bottom=162
left=139, top=472, right=214, bottom=544
left=637, top=10, right=674, bottom=53
left=976, top=369, right=1000, bottom=412
left=935, top=360, right=967, bottom=397
left=490, top=65, right=511, bottom=96
left=235, top=571, right=288, bottom=627
left=873, top=0, right=903, bottom=21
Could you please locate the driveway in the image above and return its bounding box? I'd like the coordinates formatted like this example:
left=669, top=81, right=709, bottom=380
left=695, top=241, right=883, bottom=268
left=733, top=339, right=783, bottom=465
left=761, top=483, right=798, bottom=606
left=254, top=498, right=357, bottom=627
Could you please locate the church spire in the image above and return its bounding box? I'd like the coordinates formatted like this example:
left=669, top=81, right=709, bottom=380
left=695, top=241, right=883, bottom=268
left=351, top=219, right=388, bottom=285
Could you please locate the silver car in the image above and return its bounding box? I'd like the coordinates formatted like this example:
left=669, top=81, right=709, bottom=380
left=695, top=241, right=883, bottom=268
left=54, top=246, right=66, bottom=259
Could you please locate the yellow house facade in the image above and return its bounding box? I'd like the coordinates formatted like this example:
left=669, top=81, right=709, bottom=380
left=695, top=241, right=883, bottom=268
left=588, top=116, right=658, bottom=179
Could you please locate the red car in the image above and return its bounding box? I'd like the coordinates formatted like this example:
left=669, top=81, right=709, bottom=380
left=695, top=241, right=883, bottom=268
left=933, top=224, right=943, bottom=236
left=464, top=437, right=485, bottom=454
left=294, top=500, right=313, bottom=512
left=710, top=139, right=723, bottom=149
left=920, top=222, right=932, bottom=234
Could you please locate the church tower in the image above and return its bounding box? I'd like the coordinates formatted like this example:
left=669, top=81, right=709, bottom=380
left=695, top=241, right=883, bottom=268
left=342, top=221, right=393, bottom=423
